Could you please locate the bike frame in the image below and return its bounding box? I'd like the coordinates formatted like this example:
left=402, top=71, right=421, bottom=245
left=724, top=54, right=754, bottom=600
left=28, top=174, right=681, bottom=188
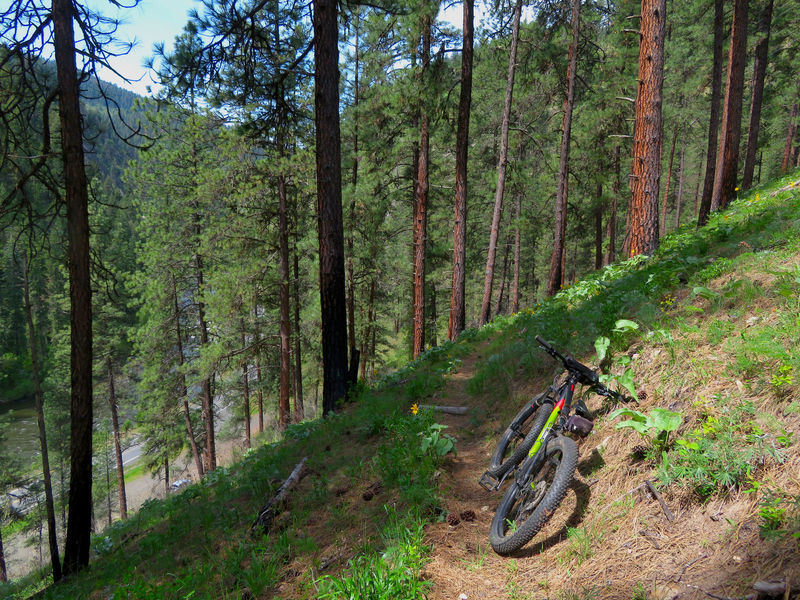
left=516, top=371, right=580, bottom=487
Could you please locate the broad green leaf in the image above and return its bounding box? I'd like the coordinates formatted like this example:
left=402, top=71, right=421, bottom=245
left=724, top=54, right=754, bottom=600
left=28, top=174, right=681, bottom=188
left=613, top=319, right=639, bottom=333
left=649, top=408, right=682, bottom=432
left=616, top=368, right=638, bottom=401
left=616, top=420, right=649, bottom=435
left=609, top=407, right=646, bottom=422
left=594, top=336, right=610, bottom=363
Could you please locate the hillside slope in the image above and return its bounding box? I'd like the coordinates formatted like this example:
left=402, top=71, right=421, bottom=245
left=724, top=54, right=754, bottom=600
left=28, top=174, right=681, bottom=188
left=2, top=172, right=800, bottom=600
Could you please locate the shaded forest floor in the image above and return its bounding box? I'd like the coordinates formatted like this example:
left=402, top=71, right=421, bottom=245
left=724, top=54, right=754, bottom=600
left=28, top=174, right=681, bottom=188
left=3, top=173, right=800, bottom=600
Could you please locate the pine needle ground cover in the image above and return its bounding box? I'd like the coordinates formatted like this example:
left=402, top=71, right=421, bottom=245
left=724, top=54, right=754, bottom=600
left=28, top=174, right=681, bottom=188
left=2, top=171, right=800, bottom=599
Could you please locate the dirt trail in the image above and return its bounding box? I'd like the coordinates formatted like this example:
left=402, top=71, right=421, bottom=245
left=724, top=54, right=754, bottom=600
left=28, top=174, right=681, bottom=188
left=420, top=342, right=800, bottom=600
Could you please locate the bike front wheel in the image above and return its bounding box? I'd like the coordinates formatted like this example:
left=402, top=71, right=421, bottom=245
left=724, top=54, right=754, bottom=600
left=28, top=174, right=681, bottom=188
left=489, top=435, right=578, bottom=555
left=489, top=394, right=552, bottom=478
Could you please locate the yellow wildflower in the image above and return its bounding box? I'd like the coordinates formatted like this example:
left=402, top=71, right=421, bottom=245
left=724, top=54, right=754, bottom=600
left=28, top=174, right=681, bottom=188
left=411, top=403, right=419, bottom=415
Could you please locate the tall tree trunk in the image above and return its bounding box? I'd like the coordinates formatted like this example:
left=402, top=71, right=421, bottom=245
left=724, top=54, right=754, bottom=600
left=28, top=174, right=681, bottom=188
left=697, top=0, right=724, bottom=227
left=412, top=14, right=431, bottom=358
left=314, top=0, right=349, bottom=415
left=675, top=140, right=686, bottom=229
left=164, top=458, right=169, bottom=496
left=511, top=195, right=521, bottom=313
left=480, top=0, right=523, bottom=325
left=495, top=233, right=511, bottom=316
left=428, top=283, right=438, bottom=347
left=781, top=97, right=799, bottom=173
left=0, top=522, right=6, bottom=582
left=448, top=0, right=474, bottom=339
left=360, top=278, right=375, bottom=380
left=253, top=304, right=265, bottom=433
left=595, top=184, right=603, bottom=270
left=547, top=0, right=581, bottom=295
left=346, top=11, right=360, bottom=373
left=605, top=146, right=620, bottom=265
left=174, top=281, right=203, bottom=479
left=711, top=0, right=748, bottom=212
left=239, top=319, right=251, bottom=447
left=660, top=127, right=678, bottom=237
left=278, top=173, right=291, bottom=429
left=292, top=213, right=306, bottom=423
left=195, top=253, right=216, bottom=471
left=694, top=163, right=703, bottom=217
left=54, top=0, right=93, bottom=575
left=22, top=254, right=61, bottom=581
left=741, top=0, right=773, bottom=190
left=106, top=359, right=127, bottom=520
left=628, top=0, right=666, bottom=256
left=292, top=206, right=304, bottom=422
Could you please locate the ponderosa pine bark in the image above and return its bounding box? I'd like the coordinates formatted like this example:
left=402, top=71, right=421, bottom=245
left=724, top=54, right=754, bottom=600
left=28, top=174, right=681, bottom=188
left=292, top=206, right=304, bottom=421
left=628, top=0, right=666, bottom=256
left=675, top=140, right=686, bottom=229
left=448, top=0, right=474, bottom=339
left=595, top=185, right=603, bottom=270
left=604, top=145, right=620, bottom=265
left=660, top=127, right=677, bottom=237
left=53, top=0, right=93, bottom=575
left=253, top=304, right=265, bottom=432
left=697, top=0, right=724, bottom=227
left=346, top=12, right=360, bottom=371
left=314, top=0, right=349, bottom=415
left=511, top=195, right=521, bottom=314
left=106, top=359, right=127, bottom=520
left=194, top=250, right=216, bottom=471
left=781, top=91, right=799, bottom=173
left=480, top=0, right=522, bottom=325
left=412, top=14, right=431, bottom=358
left=22, top=253, right=61, bottom=580
left=239, top=319, right=251, bottom=447
left=710, top=0, right=748, bottom=212
left=547, top=0, right=581, bottom=295
left=173, top=280, right=204, bottom=479
left=741, top=0, right=773, bottom=190
left=278, top=171, right=291, bottom=428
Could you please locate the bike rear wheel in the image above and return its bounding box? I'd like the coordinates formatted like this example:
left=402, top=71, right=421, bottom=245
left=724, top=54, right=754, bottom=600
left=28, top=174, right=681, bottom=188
left=488, top=394, right=552, bottom=478
left=489, top=435, right=578, bottom=555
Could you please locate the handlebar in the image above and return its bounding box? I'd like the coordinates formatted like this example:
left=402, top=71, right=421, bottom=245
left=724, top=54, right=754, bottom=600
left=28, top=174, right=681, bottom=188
left=535, top=335, right=634, bottom=402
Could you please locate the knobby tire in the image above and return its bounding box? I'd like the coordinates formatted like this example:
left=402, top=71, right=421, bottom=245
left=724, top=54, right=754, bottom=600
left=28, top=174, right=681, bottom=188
left=489, top=435, right=578, bottom=555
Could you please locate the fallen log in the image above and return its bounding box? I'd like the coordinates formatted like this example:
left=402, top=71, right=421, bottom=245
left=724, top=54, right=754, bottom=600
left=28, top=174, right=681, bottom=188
left=419, top=404, right=469, bottom=415
left=251, top=457, right=308, bottom=534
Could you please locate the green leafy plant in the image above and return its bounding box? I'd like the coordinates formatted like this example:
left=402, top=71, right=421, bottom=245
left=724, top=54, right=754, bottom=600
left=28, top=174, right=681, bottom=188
left=609, top=407, right=682, bottom=453
left=420, top=423, right=457, bottom=460
left=659, top=399, right=786, bottom=498
left=771, top=364, right=794, bottom=390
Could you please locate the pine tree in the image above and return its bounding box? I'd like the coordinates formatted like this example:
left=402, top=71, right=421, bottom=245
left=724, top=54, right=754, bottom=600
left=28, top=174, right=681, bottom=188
left=628, top=0, right=666, bottom=256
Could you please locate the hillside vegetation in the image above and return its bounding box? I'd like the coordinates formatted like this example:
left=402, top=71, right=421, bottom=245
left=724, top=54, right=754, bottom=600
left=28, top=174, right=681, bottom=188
left=3, top=171, right=800, bottom=600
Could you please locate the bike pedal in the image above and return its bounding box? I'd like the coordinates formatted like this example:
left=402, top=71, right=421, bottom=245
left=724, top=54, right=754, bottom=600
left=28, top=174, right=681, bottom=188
left=479, top=471, right=502, bottom=492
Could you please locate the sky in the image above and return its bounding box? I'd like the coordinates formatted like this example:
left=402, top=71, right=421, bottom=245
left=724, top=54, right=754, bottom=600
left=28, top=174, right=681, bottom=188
left=85, top=0, right=475, bottom=97
left=84, top=0, right=198, bottom=95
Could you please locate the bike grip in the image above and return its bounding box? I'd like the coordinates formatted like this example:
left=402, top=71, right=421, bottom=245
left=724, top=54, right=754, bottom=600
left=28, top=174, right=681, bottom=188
left=535, top=335, right=553, bottom=351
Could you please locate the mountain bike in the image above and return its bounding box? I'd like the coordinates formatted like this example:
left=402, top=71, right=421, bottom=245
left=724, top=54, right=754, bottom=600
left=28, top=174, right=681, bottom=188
left=479, top=335, right=628, bottom=555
